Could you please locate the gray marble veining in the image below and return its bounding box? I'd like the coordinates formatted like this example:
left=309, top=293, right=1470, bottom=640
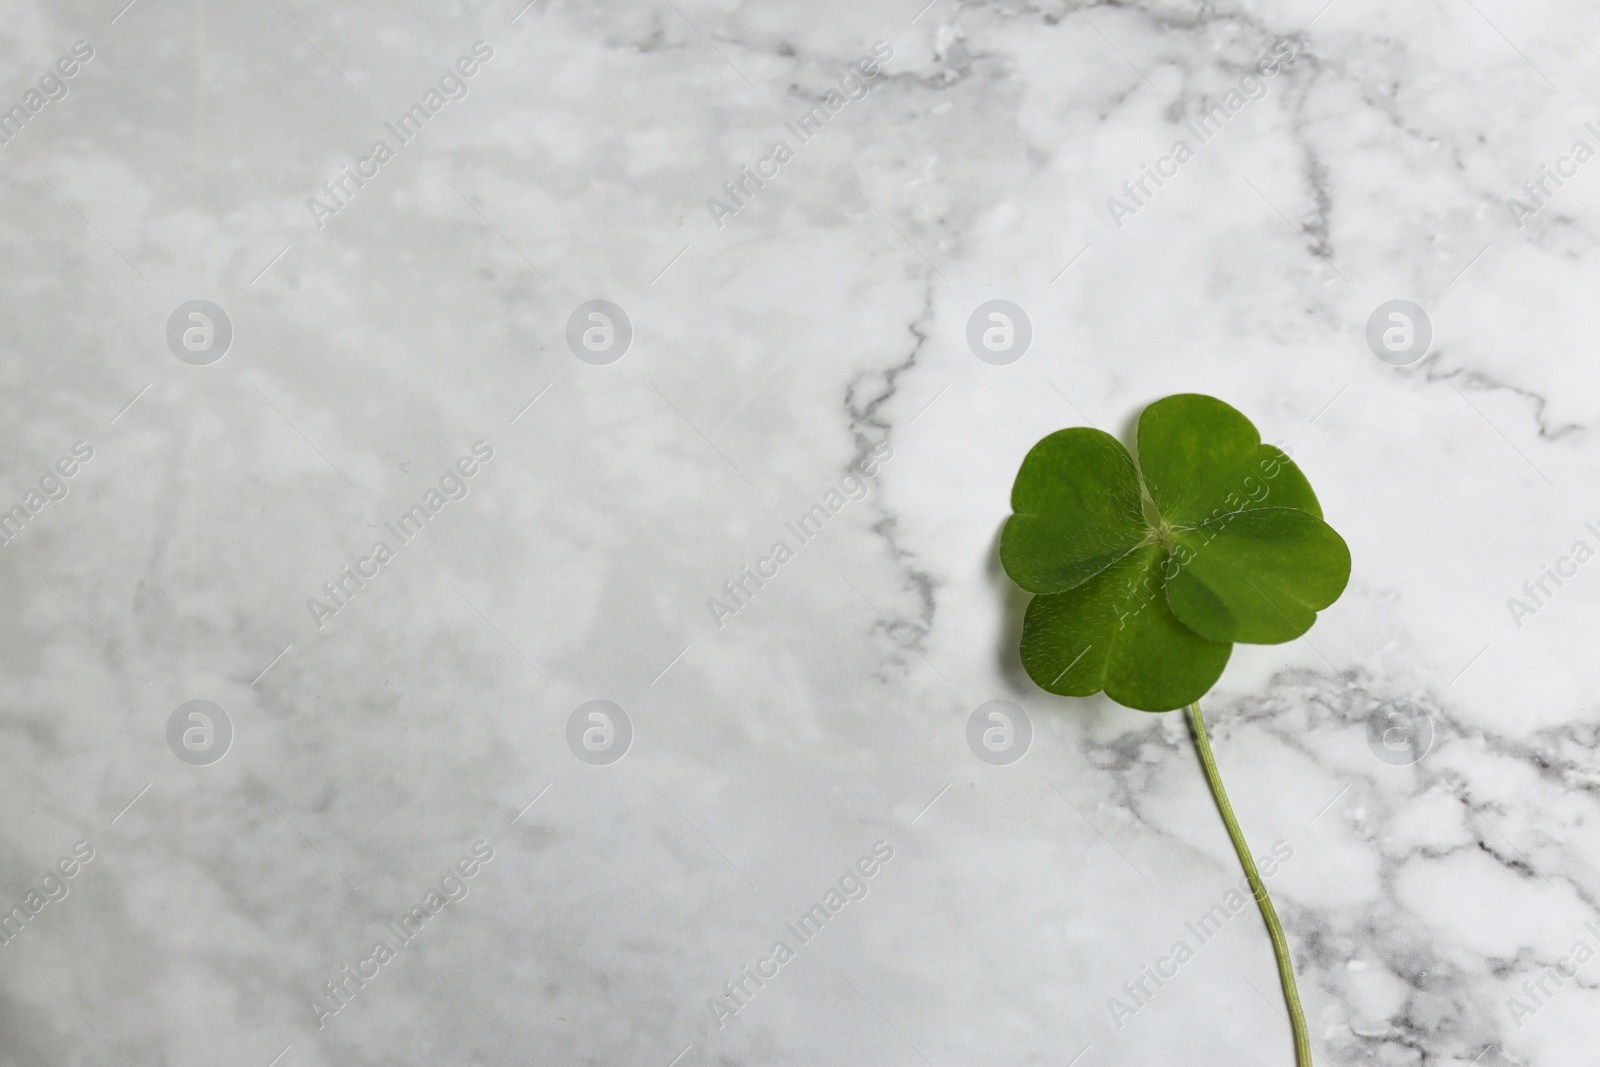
left=1, top=1, right=1596, bottom=1064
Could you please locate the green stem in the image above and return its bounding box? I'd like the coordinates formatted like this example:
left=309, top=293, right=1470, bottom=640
left=1188, top=701, right=1311, bottom=1067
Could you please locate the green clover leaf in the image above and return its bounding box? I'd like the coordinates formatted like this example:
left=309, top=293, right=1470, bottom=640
left=999, top=393, right=1350, bottom=1065
left=1001, top=394, right=1349, bottom=711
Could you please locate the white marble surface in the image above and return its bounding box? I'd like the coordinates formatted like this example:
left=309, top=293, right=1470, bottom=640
left=2, top=0, right=1598, bottom=1064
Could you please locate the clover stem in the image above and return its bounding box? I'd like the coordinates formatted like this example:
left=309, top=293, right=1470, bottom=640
left=1187, top=701, right=1311, bottom=1067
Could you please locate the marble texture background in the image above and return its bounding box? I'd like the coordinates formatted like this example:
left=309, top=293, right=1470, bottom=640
left=2, top=0, right=1598, bottom=1064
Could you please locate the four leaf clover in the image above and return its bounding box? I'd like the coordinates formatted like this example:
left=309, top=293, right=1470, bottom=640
left=1001, top=394, right=1350, bottom=711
